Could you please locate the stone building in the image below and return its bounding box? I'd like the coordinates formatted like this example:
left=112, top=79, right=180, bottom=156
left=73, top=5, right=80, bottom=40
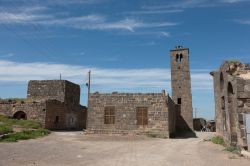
left=87, top=92, right=176, bottom=137
left=170, top=46, right=193, bottom=131
left=211, top=61, right=250, bottom=150
left=0, top=80, right=86, bottom=130
left=87, top=46, right=194, bottom=137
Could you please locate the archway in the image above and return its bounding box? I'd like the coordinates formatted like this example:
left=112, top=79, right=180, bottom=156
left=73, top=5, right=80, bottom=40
left=13, top=111, right=27, bottom=120
left=227, top=82, right=237, bottom=143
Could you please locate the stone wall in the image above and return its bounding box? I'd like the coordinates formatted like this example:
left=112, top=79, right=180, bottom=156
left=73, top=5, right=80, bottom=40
left=27, top=80, right=80, bottom=105
left=87, top=92, right=175, bottom=138
left=0, top=100, right=47, bottom=126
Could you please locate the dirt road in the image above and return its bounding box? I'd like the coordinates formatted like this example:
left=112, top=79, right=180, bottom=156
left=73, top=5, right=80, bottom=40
left=0, top=132, right=249, bottom=166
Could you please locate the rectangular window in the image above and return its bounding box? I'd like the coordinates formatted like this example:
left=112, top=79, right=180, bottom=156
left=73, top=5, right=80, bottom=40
left=136, top=107, right=148, bottom=126
left=104, top=106, right=115, bottom=124
left=177, top=98, right=182, bottom=105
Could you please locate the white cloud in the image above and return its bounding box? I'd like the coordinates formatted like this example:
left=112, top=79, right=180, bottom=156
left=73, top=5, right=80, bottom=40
left=0, top=8, right=177, bottom=32
left=123, top=9, right=183, bottom=15
left=143, top=0, right=250, bottom=10
left=236, top=19, right=250, bottom=25
left=0, top=60, right=213, bottom=92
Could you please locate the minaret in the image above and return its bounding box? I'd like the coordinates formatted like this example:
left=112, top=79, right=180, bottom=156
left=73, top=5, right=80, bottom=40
left=170, top=46, right=193, bottom=130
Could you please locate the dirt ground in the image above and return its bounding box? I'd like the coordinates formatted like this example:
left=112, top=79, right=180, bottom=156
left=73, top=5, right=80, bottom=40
left=0, top=132, right=249, bottom=166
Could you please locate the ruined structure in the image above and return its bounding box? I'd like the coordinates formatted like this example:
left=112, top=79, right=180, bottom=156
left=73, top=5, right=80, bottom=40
left=0, top=80, right=87, bottom=130
left=87, top=46, right=194, bottom=137
left=211, top=61, right=250, bottom=150
left=170, top=46, right=193, bottom=130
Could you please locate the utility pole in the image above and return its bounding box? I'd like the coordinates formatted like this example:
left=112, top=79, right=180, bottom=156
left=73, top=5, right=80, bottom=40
left=60, top=74, right=62, bottom=80
left=86, top=70, right=91, bottom=106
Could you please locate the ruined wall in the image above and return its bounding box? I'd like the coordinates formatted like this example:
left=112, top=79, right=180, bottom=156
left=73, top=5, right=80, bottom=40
left=211, top=61, right=250, bottom=149
left=0, top=100, right=47, bottom=126
left=170, top=47, right=193, bottom=130
left=87, top=92, right=172, bottom=137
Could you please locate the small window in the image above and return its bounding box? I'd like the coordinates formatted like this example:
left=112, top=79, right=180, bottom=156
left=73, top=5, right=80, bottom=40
left=180, top=54, right=183, bottom=62
left=176, top=54, right=179, bottom=62
left=55, top=116, right=59, bottom=123
left=104, top=106, right=115, bottom=124
left=136, top=107, right=148, bottom=126
left=177, top=98, right=182, bottom=105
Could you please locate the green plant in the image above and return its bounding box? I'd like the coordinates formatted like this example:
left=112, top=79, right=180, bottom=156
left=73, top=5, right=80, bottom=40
left=0, top=128, right=50, bottom=142
left=0, top=125, right=13, bottom=135
left=225, top=146, right=239, bottom=154
left=211, top=136, right=224, bottom=145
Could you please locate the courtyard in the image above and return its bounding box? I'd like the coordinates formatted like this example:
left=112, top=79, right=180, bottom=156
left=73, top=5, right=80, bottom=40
left=0, top=132, right=249, bottom=166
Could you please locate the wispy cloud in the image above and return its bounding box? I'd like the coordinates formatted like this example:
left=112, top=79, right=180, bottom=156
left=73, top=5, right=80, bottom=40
left=0, top=60, right=213, bottom=92
left=143, top=0, right=250, bottom=10
left=123, top=9, right=183, bottom=15
left=0, top=7, right=178, bottom=32
left=0, top=53, right=15, bottom=58
left=236, top=19, right=250, bottom=25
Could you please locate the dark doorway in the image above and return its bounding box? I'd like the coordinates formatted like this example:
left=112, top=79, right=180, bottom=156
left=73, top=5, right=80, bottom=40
left=13, top=111, right=27, bottom=120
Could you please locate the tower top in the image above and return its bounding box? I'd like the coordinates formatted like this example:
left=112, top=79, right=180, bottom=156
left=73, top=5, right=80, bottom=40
left=170, top=46, right=189, bottom=52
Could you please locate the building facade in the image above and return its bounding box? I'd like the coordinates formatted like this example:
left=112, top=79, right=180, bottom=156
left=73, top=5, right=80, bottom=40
left=87, top=92, right=176, bottom=138
left=211, top=61, right=250, bottom=150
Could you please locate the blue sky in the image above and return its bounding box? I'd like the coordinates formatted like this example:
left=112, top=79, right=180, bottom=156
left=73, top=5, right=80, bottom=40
left=0, top=0, right=250, bottom=120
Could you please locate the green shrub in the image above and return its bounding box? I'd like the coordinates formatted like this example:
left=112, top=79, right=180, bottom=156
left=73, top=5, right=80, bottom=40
left=0, top=125, right=13, bottom=135
left=0, top=128, right=50, bottom=142
left=225, top=146, right=239, bottom=154
left=211, top=136, right=224, bottom=145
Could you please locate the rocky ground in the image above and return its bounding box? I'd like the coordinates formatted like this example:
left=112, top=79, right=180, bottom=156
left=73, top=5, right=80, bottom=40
left=0, top=131, right=249, bottom=166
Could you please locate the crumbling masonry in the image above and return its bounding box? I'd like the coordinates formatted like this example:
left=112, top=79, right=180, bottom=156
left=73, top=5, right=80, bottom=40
left=211, top=61, right=250, bottom=150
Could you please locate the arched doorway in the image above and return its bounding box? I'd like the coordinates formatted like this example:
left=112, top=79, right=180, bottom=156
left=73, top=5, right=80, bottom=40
left=13, top=111, right=27, bottom=120
left=227, top=82, right=237, bottom=144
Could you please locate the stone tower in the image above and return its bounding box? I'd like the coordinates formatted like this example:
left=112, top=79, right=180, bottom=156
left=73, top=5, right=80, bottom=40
left=170, top=46, right=193, bottom=130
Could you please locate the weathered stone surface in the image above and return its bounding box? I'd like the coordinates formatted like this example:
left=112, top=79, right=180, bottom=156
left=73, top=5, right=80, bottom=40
left=238, top=100, right=244, bottom=107
left=244, top=84, right=250, bottom=92
left=211, top=61, right=250, bottom=149
left=87, top=92, right=176, bottom=138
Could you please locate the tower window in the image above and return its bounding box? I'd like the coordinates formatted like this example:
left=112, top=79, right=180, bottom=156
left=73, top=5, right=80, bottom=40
left=176, top=54, right=179, bottom=62
left=175, top=54, right=183, bottom=62
left=177, top=98, right=182, bottom=105
left=180, top=54, right=183, bottom=62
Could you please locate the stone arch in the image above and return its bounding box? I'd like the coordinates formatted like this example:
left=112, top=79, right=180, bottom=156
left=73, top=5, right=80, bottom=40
left=13, top=111, right=27, bottom=120
left=227, top=82, right=237, bottom=144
